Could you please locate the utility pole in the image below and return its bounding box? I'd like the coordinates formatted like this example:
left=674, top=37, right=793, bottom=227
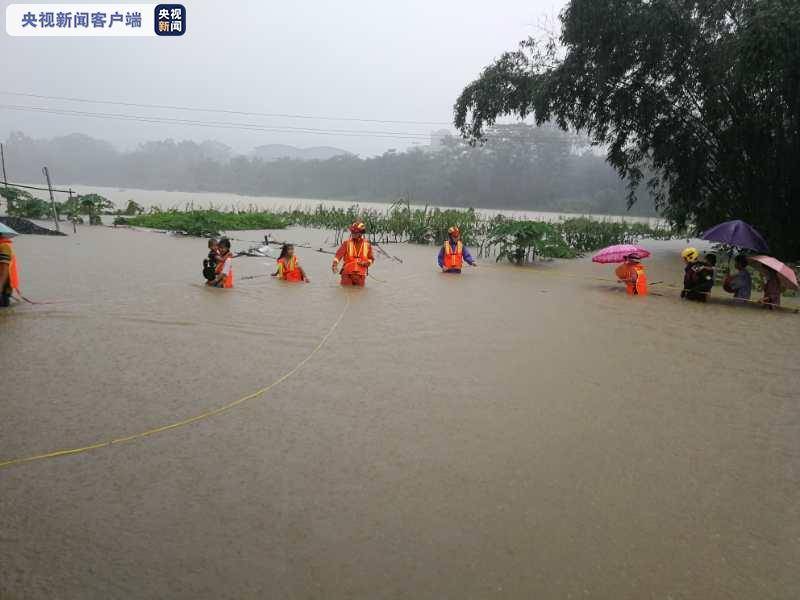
left=68, top=188, right=76, bottom=233
left=42, top=166, right=60, bottom=233
left=0, top=143, right=7, bottom=187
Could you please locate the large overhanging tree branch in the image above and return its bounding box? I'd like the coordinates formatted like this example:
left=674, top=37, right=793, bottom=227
left=454, top=0, right=800, bottom=258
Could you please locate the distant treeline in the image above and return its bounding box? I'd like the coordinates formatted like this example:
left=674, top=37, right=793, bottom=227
left=2, top=124, right=657, bottom=216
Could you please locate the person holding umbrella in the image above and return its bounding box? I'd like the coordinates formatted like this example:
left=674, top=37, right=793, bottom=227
left=615, top=254, right=648, bottom=296
left=0, top=222, right=20, bottom=308
left=592, top=244, right=650, bottom=297
left=762, top=269, right=782, bottom=308
left=741, top=255, right=799, bottom=309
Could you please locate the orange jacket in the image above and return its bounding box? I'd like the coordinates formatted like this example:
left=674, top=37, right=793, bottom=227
left=335, top=238, right=373, bottom=275
left=626, top=264, right=648, bottom=296
left=442, top=239, right=464, bottom=270
left=0, top=237, right=19, bottom=291
left=615, top=263, right=648, bottom=296
left=214, top=252, right=234, bottom=288
left=277, top=256, right=303, bottom=282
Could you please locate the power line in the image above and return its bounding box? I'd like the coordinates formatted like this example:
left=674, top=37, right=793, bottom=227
left=0, top=180, right=72, bottom=193
left=0, top=91, right=453, bottom=127
left=0, top=104, right=434, bottom=141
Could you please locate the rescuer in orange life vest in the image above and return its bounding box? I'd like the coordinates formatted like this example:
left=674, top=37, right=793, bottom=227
left=332, top=221, right=374, bottom=286
left=614, top=254, right=648, bottom=296
left=0, top=229, right=20, bottom=307
left=207, top=237, right=234, bottom=288
left=438, top=226, right=477, bottom=273
left=273, top=243, right=310, bottom=283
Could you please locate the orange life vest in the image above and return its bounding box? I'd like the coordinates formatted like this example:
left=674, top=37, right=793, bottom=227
left=626, top=264, right=648, bottom=296
left=214, top=252, right=234, bottom=288
left=277, top=256, right=302, bottom=282
left=0, top=237, right=19, bottom=291
left=443, top=239, right=463, bottom=270
left=342, top=239, right=371, bottom=275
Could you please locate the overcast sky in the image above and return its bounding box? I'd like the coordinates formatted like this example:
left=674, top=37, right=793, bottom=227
left=0, top=0, right=565, bottom=156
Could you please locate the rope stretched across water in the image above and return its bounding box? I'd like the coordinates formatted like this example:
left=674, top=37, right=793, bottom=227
left=0, top=296, right=351, bottom=471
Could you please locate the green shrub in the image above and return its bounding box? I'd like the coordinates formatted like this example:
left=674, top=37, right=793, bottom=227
left=1, top=187, right=52, bottom=219
left=488, top=220, right=577, bottom=263
left=124, top=209, right=287, bottom=237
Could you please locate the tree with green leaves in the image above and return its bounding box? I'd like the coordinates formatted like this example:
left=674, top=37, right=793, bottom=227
left=0, top=186, right=51, bottom=219
left=77, top=193, right=114, bottom=225
left=454, top=0, right=800, bottom=259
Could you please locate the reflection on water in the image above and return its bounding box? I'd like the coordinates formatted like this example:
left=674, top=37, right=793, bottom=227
left=2, top=225, right=798, bottom=599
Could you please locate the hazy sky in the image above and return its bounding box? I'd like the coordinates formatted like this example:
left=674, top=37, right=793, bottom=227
left=0, top=0, right=565, bottom=156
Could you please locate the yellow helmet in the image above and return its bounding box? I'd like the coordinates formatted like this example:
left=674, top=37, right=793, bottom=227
left=681, top=247, right=699, bottom=263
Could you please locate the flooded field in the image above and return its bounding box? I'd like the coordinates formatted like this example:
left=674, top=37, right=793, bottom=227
left=62, top=184, right=667, bottom=226
left=2, top=224, right=799, bottom=599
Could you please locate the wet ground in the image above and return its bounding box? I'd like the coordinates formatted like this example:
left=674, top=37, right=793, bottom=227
left=2, top=224, right=798, bottom=599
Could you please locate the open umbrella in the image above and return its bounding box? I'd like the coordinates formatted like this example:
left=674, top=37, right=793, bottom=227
left=0, top=222, right=19, bottom=238
left=701, top=220, right=768, bottom=253
left=592, top=244, right=650, bottom=264
left=746, top=255, right=799, bottom=290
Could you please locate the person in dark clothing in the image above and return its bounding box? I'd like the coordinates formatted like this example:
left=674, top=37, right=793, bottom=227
left=695, top=253, right=717, bottom=297
left=680, top=247, right=705, bottom=301
left=203, top=238, right=219, bottom=282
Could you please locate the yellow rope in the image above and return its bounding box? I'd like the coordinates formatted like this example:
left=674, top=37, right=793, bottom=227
left=0, top=296, right=351, bottom=471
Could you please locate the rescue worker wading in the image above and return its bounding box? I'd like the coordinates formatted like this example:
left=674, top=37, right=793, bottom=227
left=0, top=232, right=20, bottom=307
left=332, top=222, right=374, bottom=287
left=438, top=226, right=477, bottom=273
left=207, top=237, right=234, bottom=288
left=615, top=254, right=648, bottom=296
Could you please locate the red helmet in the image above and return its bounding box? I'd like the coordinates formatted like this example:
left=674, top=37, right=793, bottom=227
left=349, top=221, right=366, bottom=233
left=448, top=226, right=460, bottom=237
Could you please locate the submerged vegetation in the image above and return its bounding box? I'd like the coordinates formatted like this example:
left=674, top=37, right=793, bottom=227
left=0, top=184, right=672, bottom=262
left=0, top=185, right=671, bottom=263
left=115, top=200, right=673, bottom=263
left=119, top=209, right=288, bottom=237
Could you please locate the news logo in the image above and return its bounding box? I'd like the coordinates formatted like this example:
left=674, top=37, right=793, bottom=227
left=6, top=4, right=187, bottom=37
left=154, top=4, right=185, bottom=36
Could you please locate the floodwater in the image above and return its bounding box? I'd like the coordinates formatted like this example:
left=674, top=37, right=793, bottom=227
left=64, top=183, right=667, bottom=226
left=1, top=224, right=798, bottom=599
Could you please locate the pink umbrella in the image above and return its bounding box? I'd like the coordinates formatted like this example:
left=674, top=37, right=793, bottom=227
left=592, top=244, right=651, bottom=264
left=746, top=255, right=799, bottom=290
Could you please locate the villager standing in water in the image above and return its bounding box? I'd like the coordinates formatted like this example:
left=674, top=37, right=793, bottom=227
left=723, top=254, right=752, bottom=302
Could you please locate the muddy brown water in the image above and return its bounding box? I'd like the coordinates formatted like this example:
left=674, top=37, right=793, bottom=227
left=2, top=224, right=799, bottom=599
